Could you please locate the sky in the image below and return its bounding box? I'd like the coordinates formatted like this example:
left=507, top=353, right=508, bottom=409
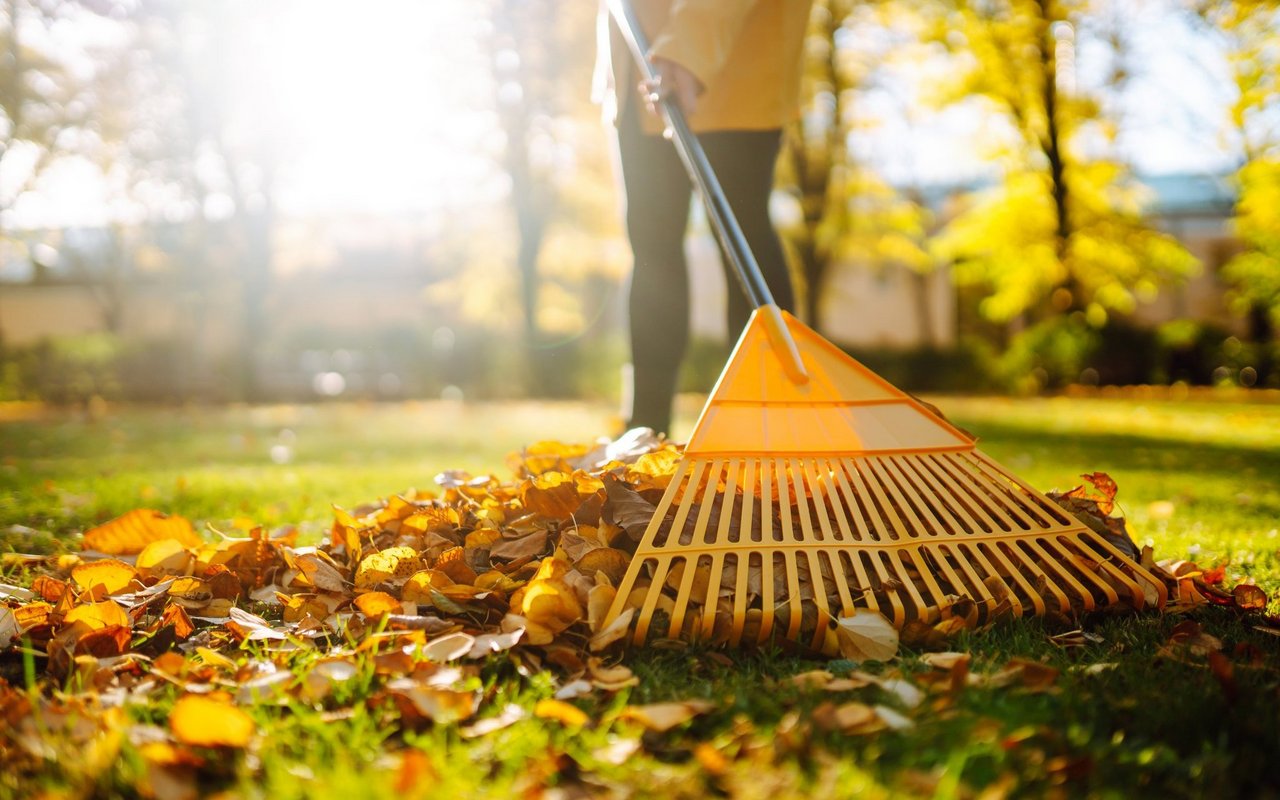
left=2, top=0, right=1247, bottom=232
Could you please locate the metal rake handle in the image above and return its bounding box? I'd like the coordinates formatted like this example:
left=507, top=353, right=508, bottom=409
left=607, top=0, right=808, bottom=385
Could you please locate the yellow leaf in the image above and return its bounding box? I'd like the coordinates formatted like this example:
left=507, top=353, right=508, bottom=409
left=586, top=583, right=616, bottom=633
left=521, top=472, right=586, bottom=520
left=170, top=695, right=255, bottom=748
left=136, top=539, right=194, bottom=578
left=534, top=698, right=589, bottom=727
left=64, top=599, right=130, bottom=630
left=355, top=547, right=424, bottom=589
left=575, top=548, right=630, bottom=586
left=521, top=576, right=582, bottom=635
left=354, top=591, right=403, bottom=618
left=82, top=509, right=200, bottom=555
left=402, top=570, right=454, bottom=603
left=70, top=559, right=137, bottom=597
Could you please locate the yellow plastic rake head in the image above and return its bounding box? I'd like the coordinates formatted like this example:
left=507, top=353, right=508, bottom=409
left=604, top=309, right=1167, bottom=654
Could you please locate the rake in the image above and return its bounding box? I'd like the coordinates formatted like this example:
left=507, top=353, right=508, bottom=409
left=602, top=0, right=1166, bottom=653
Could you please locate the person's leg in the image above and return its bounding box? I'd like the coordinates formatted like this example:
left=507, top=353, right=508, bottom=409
left=701, top=129, right=795, bottom=340
left=617, top=102, right=692, bottom=434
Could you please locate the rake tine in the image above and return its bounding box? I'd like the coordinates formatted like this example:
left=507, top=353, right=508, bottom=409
left=606, top=308, right=1163, bottom=651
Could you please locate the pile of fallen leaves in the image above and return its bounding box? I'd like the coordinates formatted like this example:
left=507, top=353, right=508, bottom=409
left=2, top=430, right=1277, bottom=795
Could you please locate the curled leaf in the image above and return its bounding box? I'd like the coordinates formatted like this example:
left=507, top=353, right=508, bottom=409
left=834, top=611, right=899, bottom=662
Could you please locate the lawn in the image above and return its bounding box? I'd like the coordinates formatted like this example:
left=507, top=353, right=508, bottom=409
left=2, top=394, right=1278, bottom=798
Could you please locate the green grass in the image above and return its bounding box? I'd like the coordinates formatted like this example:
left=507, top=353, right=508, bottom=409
left=2, top=395, right=1279, bottom=798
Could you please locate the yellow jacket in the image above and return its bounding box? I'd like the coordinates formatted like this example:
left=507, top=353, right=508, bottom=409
left=597, top=0, right=815, bottom=133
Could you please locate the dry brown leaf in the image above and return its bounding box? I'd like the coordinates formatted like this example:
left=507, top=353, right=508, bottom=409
left=83, top=510, right=200, bottom=555
left=812, top=700, right=883, bottom=734
left=0, top=607, right=18, bottom=648
left=589, top=607, right=634, bottom=651
left=575, top=548, right=630, bottom=586
left=602, top=478, right=658, bottom=541
left=1233, top=584, right=1267, bottom=611
left=620, top=700, right=714, bottom=732
left=834, top=611, right=899, bottom=662
left=459, top=704, right=526, bottom=739
left=489, top=531, right=548, bottom=562
left=391, top=683, right=479, bottom=725
left=295, top=552, right=347, bottom=592
left=920, top=652, right=971, bottom=671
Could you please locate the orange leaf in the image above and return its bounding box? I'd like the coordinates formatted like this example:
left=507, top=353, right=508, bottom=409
left=170, top=695, right=255, bottom=748
left=83, top=509, right=200, bottom=555
left=161, top=603, right=195, bottom=639
left=71, top=559, right=138, bottom=597
left=534, top=698, right=589, bottom=727
left=354, top=591, right=403, bottom=618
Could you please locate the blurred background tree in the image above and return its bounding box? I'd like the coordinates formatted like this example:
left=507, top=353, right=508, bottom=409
left=1, top=0, right=1276, bottom=406
left=923, top=0, right=1198, bottom=335
left=1188, top=0, right=1279, bottom=382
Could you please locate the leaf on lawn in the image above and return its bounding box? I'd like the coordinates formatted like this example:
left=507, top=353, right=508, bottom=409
left=514, top=558, right=582, bottom=637
left=295, top=552, right=347, bottom=592
left=834, top=611, right=899, bottom=662
left=160, top=603, right=195, bottom=639
left=421, top=632, right=476, bottom=662
left=390, top=683, right=480, bottom=725
left=225, top=607, right=287, bottom=641
left=587, top=657, right=638, bottom=691
left=521, top=472, right=586, bottom=521
left=589, top=607, right=634, bottom=651
left=83, top=510, right=200, bottom=555
left=1233, top=584, right=1267, bottom=611
left=619, top=700, right=714, bottom=732
left=65, top=600, right=131, bottom=631
left=0, top=607, right=19, bottom=648
left=460, top=704, right=526, bottom=739
left=354, top=591, right=403, bottom=618
left=355, top=547, right=423, bottom=589
left=534, top=698, right=589, bottom=727
left=170, top=695, right=255, bottom=748
left=920, top=652, right=971, bottom=671
left=467, top=629, right=523, bottom=659
left=135, top=539, right=194, bottom=578
left=576, top=548, right=630, bottom=586
left=489, top=530, right=548, bottom=562
left=602, top=478, right=658, bottom=541
left=811, top=700, right=884, bottom=735
left=71, top=559, right=138, bottom=597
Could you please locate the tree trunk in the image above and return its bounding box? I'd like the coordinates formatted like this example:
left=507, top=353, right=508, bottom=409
left=1036, top=0, right=1076, bottom=311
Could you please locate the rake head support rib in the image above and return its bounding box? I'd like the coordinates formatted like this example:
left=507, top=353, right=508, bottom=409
left=605, top=309, right=1167, bottom=653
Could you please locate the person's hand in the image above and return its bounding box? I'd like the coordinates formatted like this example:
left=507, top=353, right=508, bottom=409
left=643, top=57, right=704, bottom=117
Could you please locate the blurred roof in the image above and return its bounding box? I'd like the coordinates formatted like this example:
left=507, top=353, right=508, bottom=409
left=1140, top=172, right=1236, bottom=216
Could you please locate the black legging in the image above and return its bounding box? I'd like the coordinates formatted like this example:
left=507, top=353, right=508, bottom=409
left=618, top=101, right=796, bottom=434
